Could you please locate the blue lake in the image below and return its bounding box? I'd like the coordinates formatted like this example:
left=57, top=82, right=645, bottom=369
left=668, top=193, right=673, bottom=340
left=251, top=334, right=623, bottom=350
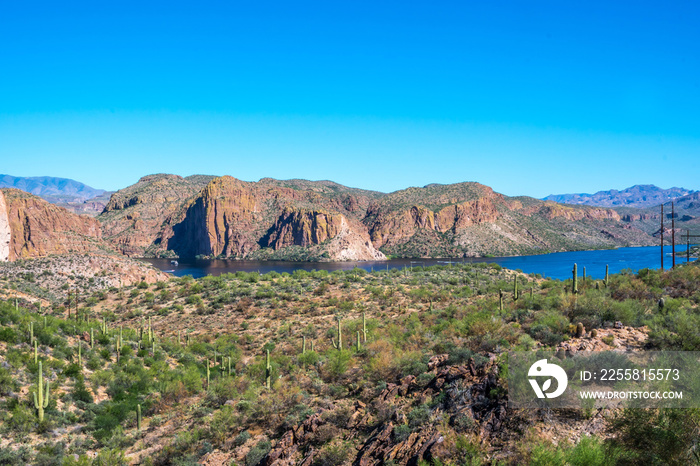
left=143, top=245, right=696, bottom=281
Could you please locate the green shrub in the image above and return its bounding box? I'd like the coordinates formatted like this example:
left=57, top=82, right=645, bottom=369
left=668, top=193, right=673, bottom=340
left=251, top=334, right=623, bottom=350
left=245, top=440, right=271, bottom=466
left=606, top=408, right=700, bottom=465
left=393, top=424, right=411, bottom=442
left=312, top=443, right=352, bottom=466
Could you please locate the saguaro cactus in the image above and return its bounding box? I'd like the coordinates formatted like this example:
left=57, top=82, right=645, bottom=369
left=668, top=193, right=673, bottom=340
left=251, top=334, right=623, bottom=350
left=572, top=264, right=578, bottom=294
left=265, top=349, right=272, bottom=389
left=331, top=319, right=342, bottom=350
left=362, top=312, right=367, bottom=343
left=356, top=331, right=361, bottom=351
left=604, top=265, right=609, bottom=288
left=33, top=361, right=50, bottom=422
left=499, top=290, right=503, bottom=311
left=137, top=404, right=142, bottom=432
left=206, top=359, right=211, bottom=389
left=90, top=328, right=94, bottom=348
left=302, top=336, right=306, bottom=354
left=513, top=276, right=519, bottom=301
left=116, top=337, right=121, bottom=363
left=34, top=340, right=38, bottom=364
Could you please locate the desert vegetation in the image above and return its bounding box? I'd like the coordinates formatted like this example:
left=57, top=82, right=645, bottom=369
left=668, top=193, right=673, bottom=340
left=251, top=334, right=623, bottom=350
left=0, top=259, right=699, bottom=464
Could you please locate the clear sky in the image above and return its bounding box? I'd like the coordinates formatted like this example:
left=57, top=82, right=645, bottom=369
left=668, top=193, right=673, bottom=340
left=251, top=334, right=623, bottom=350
left=1, top=1, right=698, bottom=197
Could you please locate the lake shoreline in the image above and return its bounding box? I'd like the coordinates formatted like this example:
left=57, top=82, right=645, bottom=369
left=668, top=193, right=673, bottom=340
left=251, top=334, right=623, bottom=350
left=141, top=245, right=697, bottom=281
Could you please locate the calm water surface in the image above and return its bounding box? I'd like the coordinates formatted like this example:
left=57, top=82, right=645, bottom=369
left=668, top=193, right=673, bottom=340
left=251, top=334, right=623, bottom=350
left=143, top=245, right=696, bottom=281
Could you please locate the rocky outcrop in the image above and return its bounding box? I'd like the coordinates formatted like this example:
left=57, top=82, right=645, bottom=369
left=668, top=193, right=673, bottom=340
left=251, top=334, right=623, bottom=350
left=367, top=192, right=502, bottom=248
left=260, top=359, right=507, bottom=466
left=539, top=202, right=621, bottom=222
left=1, top=189, right=104, bottom=260
left=265, top=207, right=344, bottom=250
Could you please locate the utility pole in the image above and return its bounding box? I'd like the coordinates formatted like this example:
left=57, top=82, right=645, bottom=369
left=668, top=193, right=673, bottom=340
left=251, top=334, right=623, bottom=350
left=672, top=202, right=676, bottom=269
left=660, top=204, right=664, bottom=270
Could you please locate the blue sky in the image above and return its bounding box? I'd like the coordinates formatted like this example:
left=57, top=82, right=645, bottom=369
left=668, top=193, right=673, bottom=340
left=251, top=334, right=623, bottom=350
left=1, top=1, right=698, bottom=197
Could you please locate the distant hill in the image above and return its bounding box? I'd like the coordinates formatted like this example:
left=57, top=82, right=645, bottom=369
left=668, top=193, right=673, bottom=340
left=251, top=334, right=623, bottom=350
left=0, top=174, right=109, bottom=216
left=544, top=185, right=695, bottom=208
left=0, top=174, right=105, bottom=202
left=617, top=191, right=700, bottom=238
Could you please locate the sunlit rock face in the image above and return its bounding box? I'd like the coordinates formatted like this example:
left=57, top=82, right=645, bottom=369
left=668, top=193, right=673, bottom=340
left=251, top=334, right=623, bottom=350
left=0, top=190, right=10, bottom=261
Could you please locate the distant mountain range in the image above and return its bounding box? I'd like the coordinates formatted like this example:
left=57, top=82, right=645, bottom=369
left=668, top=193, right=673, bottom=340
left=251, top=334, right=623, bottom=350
left=0, top=174, right=105, bottom=201
left=0, top=175, right=111, bottom=216
left=544, top=185, right=695, bottom=209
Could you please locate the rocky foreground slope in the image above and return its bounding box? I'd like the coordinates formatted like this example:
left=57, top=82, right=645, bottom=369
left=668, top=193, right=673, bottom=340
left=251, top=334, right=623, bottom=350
left=98, top=175, right=655, bottom=261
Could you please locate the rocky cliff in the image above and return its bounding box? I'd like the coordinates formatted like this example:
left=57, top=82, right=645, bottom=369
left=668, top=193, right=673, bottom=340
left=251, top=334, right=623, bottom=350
left=0, top=188, right=105, bottom=260
left=164, top=176, right=385, bottom=261
left=99, top=174, right=216, bottom=256
left=0, top=191, right=11, bottom=261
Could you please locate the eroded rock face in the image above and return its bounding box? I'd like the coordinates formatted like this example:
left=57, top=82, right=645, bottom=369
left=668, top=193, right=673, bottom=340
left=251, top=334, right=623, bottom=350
left=167, top=176, right=386, bottom=261
left=265, top=207, right=344, bottom=250
left=0, top=191, right=10, bottom=261
left=1, top=189, right=103, bottom=260
left=367, top=192, right=503, bottom=249
left=539, top=202, right=621, bottom=222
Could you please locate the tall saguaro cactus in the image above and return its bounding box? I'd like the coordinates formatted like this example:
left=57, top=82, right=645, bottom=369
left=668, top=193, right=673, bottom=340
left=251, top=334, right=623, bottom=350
left=513, top=276, right=519, bottom=301
left=572, top=264, right=578, bottom=294
left=137, top=404, right=142, bottom=432
left=33, top=361, right=50, bottom=422
left=362, top=312, right=367, bottom=343
left=206, top=359, right=211, bottom=389
left=265, top=349, right=272, bottom=390
left=331, top=319, right=342, bottom=350
left=604, top=264, right=609, bottom=288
